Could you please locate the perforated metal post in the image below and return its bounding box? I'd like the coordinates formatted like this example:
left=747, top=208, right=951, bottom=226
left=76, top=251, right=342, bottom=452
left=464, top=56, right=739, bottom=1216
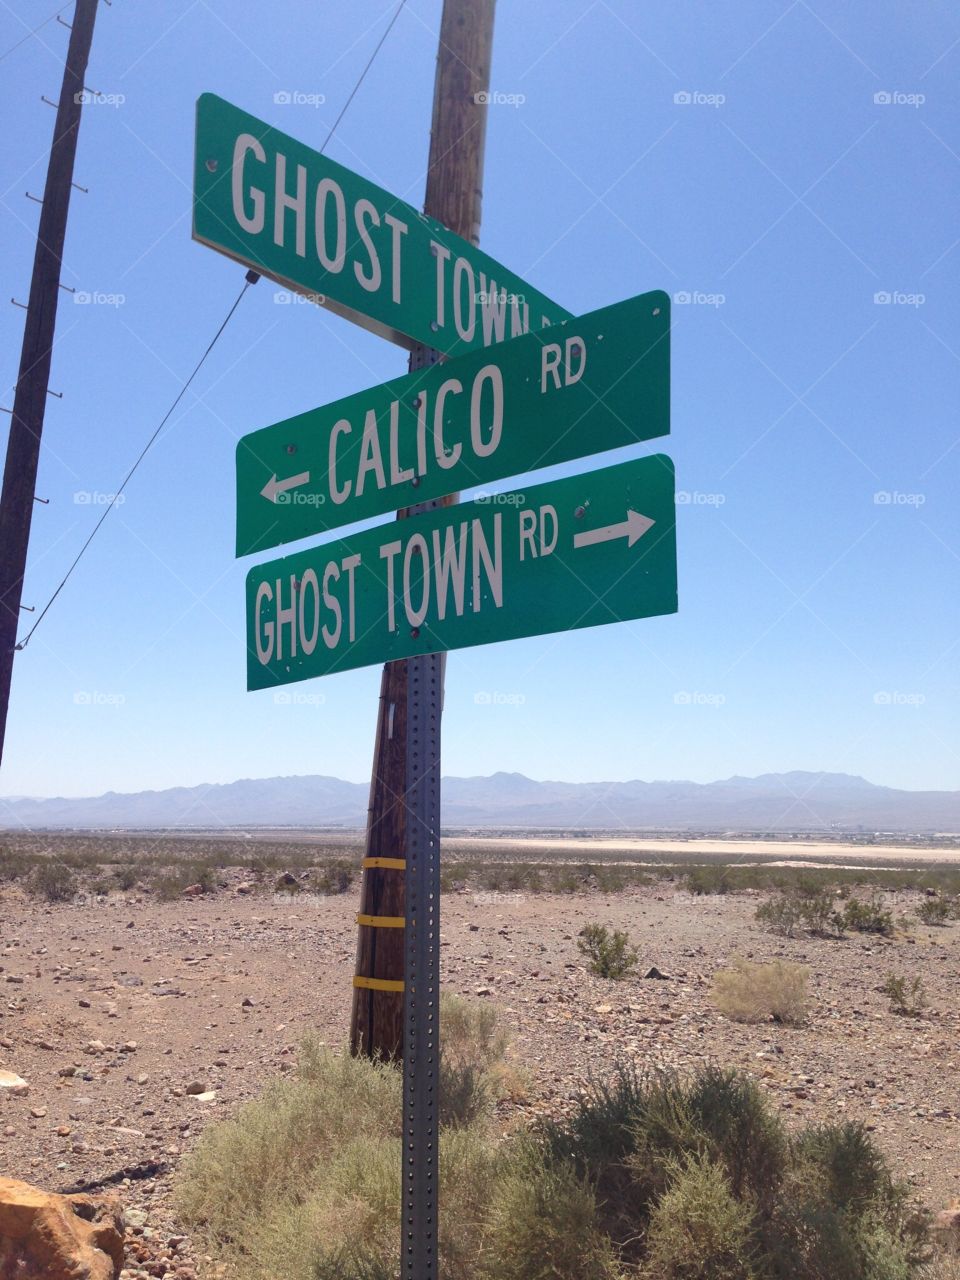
left=403, top=649, right=442, bottom=1278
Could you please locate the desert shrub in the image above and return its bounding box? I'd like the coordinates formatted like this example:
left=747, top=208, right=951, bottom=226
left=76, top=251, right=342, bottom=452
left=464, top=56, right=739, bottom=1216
left=313, top=860, right=353, bottom=894
left=713, top=958, right=809, bottom=1026
left=795, top=883, right=846, bottom=936
left=151, top=862, right=216, bottom=900
left=0, top=847, right=35, bottom=883
left=643, top=1153, right=758, bottom=1280
left=439, top=994, right=518, bottom=1127
left=577, top=923, right=638, bottom=979
left=113, top=864, right=138, bottom=891
left=686, top=865, right=731, bottom=895
left=181, top=1049, right=929, bottom=1280
left=30, top=860, right=77, bottom=902
left=883, top=975, right=927, bottom=1017
left=843, top=897, right=895, bottom=936
left=917, top=897, right=954, bottom=926
left=756, top=894, right=803, bottom=936
left=179, top=1037, right=507, bottom=1280
left=484, top=1140, right=621, bottom=1280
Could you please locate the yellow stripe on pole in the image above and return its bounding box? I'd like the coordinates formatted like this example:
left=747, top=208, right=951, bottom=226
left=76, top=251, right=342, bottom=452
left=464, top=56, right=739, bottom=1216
left=356, top=913, right=405, bottom=928
left=361, top=857, right=406, bottom=870
left=353, top=975, right=404, bottom=993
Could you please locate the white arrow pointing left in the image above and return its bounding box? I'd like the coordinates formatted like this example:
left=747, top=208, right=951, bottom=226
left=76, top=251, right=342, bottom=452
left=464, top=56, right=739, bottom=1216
left=261, top=471, right=310, bottom=503
left=573, top=509, right=655, bottom=550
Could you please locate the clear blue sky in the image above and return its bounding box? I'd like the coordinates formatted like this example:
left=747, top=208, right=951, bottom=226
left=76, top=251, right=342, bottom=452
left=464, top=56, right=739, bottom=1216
left=1, top=0, right=958, bottom=799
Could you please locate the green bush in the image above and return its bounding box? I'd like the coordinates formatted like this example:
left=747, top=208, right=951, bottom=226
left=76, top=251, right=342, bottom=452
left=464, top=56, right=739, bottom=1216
left=113, top=864, right=138, bottom=891
left=30, top=860, right=77, bottom=902
left=484, top=1141, right=621, bottom=1280
left=577, top=923, right=638, bottom=979
left=179, top=1051, right=929, bottom=1280
left=842, top=897, right=895, bottom=936
left=686, top=865, right=731, bottom=895
left=882, top=975, right=927, bottom=1017
left=0, top=847, right=35, bottom=883
left=917, top=896, right=954, bottom=926
left=643, top=1153, right=758, bottom=1279
left=756, top=895, right=803, bottom=936
left=313, top=860, right=354, bottom=894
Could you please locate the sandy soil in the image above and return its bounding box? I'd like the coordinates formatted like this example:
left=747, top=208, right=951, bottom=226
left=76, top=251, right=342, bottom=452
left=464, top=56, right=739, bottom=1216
left=1, top=875, right=958, bottom=1278
left=453, top=834, right=960, bottom=865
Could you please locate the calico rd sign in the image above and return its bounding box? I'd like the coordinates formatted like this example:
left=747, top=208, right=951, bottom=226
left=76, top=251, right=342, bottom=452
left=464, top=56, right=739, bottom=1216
left=235, top=290, right=670, bottom=556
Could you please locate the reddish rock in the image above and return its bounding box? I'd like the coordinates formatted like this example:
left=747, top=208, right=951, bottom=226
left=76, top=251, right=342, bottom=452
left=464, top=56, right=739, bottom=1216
left=0, top=1175, right=124, bottom=1278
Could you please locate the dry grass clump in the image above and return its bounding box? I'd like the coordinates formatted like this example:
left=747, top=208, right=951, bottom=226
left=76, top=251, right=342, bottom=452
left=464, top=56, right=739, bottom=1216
left=713, top=957, right=810, bottom=1025
left=177, top=997, right=520, bottom=1280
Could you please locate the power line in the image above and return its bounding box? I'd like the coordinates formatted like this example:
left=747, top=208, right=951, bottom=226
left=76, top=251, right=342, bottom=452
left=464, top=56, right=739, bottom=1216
left=320, top=0, right=409, bottom=153
left=15, top=0, right=410, bottom=650
left=0, top=5, right=72, bottom=64
left=16, top=275, right=255, bottom=650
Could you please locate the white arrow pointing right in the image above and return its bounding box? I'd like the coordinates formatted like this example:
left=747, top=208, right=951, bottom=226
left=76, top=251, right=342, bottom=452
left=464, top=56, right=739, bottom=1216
left=573, top=508, right=655, bottom=550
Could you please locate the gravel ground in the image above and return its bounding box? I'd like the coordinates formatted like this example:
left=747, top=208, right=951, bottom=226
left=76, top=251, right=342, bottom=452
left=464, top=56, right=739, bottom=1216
left=1, top=877, right=958, bottom=1278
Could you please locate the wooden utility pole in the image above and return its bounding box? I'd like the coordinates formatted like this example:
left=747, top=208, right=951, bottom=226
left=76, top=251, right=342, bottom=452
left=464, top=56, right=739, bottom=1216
left=350, top=0, right=496, bottom=1061
left=0, top=0, right=99, bottom=768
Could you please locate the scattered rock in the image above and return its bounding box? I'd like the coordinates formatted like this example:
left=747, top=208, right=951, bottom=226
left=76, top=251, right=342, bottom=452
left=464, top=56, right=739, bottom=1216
left=29, top=1107, right=47, bottom=1119
left=643, top=966, right=670, bottom=980
left=85, top=1040, right=108, bottom=1056
left=181, top=884, right=205, bottom=898
left=241, top=997, right=255, bottom=1008
left=0, top=1070, right=28, bottom=1091
left=235, top=883, right=254, bottom=895
left=183, top=1082, right=207, bottom=1096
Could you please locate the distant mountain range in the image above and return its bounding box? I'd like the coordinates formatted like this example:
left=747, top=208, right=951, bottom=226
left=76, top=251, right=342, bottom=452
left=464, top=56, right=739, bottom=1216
left=1, top=770, right=958, bottom=833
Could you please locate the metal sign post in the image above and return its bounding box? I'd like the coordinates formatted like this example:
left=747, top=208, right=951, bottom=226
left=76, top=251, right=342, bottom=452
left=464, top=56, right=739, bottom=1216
left=403, top=647, right=442, bottom=1278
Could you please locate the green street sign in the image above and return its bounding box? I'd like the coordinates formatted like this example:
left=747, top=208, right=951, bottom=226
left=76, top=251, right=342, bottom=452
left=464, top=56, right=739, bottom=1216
left=193, top=94, right=570, bottom=354
left=246, top=454, right=677, bottom=689
left=235, top=290, right=669, bottom=557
